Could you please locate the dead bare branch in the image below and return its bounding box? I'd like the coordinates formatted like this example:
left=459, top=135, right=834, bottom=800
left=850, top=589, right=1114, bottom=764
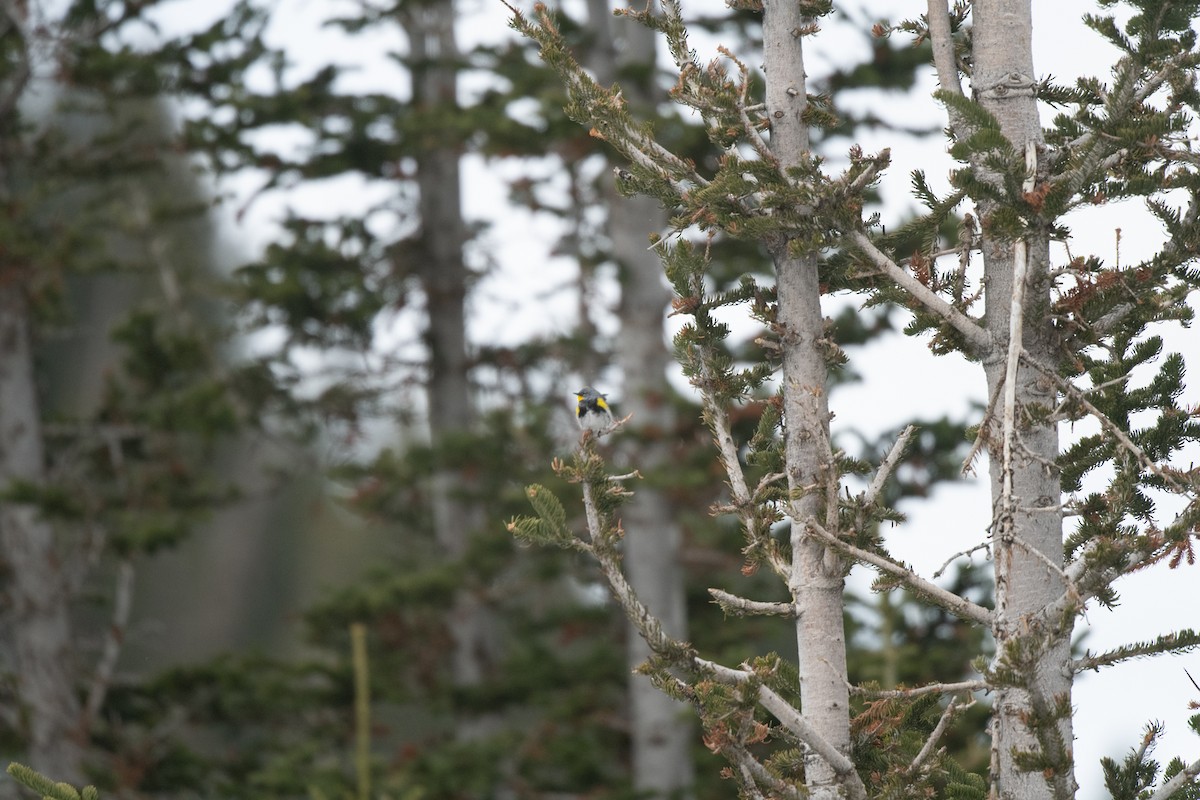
left=850, top=230, right=993, bottom=354
left=709, top=588, right=797, bottom=618
left=727, top=740, right=804, bottom=800
left=805, top=520, right=993, bottom=627
left=909, top=696, right=965, bottom=775
left=865, top=424, right=916, bottom=508
left=83, top=559, right=135, bottom=730
left=852, top=680, right=988, bottom=700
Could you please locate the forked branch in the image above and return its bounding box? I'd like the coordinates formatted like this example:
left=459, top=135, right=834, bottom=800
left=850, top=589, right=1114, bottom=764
left=576, top=468, right=865, bottom=799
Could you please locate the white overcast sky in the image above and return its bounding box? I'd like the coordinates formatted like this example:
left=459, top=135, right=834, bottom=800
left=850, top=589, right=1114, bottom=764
left=144, top=1, right=1200, bottom=797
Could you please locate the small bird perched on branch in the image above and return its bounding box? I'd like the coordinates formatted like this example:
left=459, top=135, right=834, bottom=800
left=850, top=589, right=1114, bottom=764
left=574, top=386, right=614, bottom=434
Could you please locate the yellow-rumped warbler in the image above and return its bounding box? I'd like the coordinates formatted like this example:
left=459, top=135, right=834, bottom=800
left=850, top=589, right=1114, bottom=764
left=575, top=386, right=614, bottom=434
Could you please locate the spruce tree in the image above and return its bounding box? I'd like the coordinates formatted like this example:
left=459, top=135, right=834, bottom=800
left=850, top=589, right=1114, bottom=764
left=509, top=1, right=1200, bottom=798
left=0, top=1, right=268, bottom=789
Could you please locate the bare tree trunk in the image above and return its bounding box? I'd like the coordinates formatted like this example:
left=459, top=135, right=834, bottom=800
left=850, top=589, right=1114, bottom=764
left=406, top=1, right=492, bottom=690
left=0, top=9, right=84, bottom=779
left=763, top=3, right=851, bottom=798
left=583, top=3, right=695, bottom=795
left=612, top=195, right=694, bottom=798
left=0, top=282, right=86, bottom=783
left=972, top=2, right=1073, bottom=797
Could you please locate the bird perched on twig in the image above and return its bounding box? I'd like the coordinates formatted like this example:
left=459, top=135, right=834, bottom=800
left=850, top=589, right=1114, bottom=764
left=574, top=386, right=614, bottom=435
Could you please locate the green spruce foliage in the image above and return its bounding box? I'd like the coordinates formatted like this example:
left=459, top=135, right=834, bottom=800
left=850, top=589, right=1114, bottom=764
left=509, top=0, right=1200, bottom=797
left=6, top=763, right=100, bottom=800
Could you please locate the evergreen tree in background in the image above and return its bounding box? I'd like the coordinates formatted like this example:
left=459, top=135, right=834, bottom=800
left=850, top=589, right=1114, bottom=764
left=3, top=1, right=1144, bottom=799
left=0, top=1, right=281, bottom=792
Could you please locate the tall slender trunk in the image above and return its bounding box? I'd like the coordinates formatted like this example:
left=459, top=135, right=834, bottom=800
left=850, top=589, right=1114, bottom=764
left=407, top=1, right=491, bottom=688
left=612, top=196, right=693, bottom=797
left=763, top=3, right=850, bottom=798
left=584, top=3, right=694, bottom=794
left=972, top=2, right=1073, bottom=797
left=0, top=282, right=86, bottom=783
left=0, top=4, right=84, bottom=780
left=775, top=246, right=850, bottom=800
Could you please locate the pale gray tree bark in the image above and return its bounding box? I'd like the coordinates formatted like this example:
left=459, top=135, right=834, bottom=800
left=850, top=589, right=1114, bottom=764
left=0, top=283, right=86, bottom=785
left=585, top=2, right=695, bottom=795
left=611, top=173, right=695, bottom=800
left=405, top=0, right=494, bottom=690
left=0, top=91, right=284, bottom=786
left=0, top=9, right=84, bottom=784
left=761, top=3, right=852, bottom=798
left=969, top=2, right=1073, bottom=797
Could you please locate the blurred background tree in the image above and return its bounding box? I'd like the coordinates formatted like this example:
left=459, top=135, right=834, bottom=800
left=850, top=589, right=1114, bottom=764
left=0, top=1, right=292, bottom=794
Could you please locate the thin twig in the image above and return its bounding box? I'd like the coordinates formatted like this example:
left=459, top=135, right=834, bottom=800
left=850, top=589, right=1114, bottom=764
left=843, top=148, right=892, bottom=195
left=909, top=696, right=963, bottom=774
left=579, top=475, right=685, bottom=670
left=706, top=397, right=753, bottom=508
left=852, top=679, right=987, bottom=699
left=1032, top=537, right=1151, bottom=642
left=657, top=0, right=695, bottom=75
left=83, top=559, right=135, bottom=729
left=1011, top=426, right=1064, bottom=472
left=962, top=375, right=1006, bottom=475
left=933, top=540, right=991, bottom=579
left=700, top=378, right=789, bottom=578
left=1010, top=532, right=1074, bottom=590
left=865, top=424, right=916, bottom=508
left=513, top=4, right=710, bottom=198
left=725, top=46, right=775, bottom=164
left=1074, top=632, right=1200, bottom=673
left=754, top=471, right=787, bottom=496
